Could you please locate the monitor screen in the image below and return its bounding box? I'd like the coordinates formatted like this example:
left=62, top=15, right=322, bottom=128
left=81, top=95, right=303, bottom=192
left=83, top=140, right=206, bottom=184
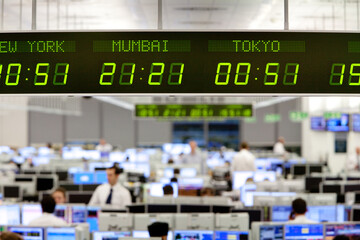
left=293, top=165, right=306, bottom=176
left=180, top=205, right=211, bottom=213
left=352, top=114, right=360, bottom=132
left=175, top=230, right=214, bottom=240
left=22, top=204, right=43, bottom=225
left=8, top=227, right=43, bottom=240
left=18, top=147, right=37, bottom=157
left=38, top=147, right=50, bottom=156
left=93, top=231, right=131, bottom=240
left=55, top=171, right=68, bottom=181
left=260, top=225, right=283, bottom=240
left=284, top=224, right=324, bottom=240
left=0, top=205, right=21, bottom=225
left=4, top=186, right=20, bottom=198
left=215, top=231, right=249, bottom=240
left=133, top=231, right=173, bottom=240
left=149, top=182, right=178, bottom=198
left=46, top=228, right=76, bottom=240
left=162, top=143, right=191, bottom=155
left=83, top=150, right=101, bottom=160
left=311, top=117, right=326, bottom=131
left=327, top=114, right=349, bottom=132
left=94, top=171, right=108, bottom=184
left=325, top=223, right=360, bottom=240
left=73, top=172, right=94, bottom=185
left=232, top=171, right=254, bottom=190
left=71, top=205, right=86, bottom=223
left=323, top=184, right=341, bottom=194
left=109, top=152, right=125, bottom=162
left=68, top=193, right=92, bottom=204
left=272, top=206, right=292, bottom=222
left=353, top=209, right=360, bottom=221
left=178, top=178, right=203, bottom=189
left=254, top=171, right=276, bottom=182
left=305, top=177, right=322, bottom=193
left=36, top=177, right=54, bottom=191
left=87, top=206, right=101, bottom=232
left=306, top=206, right=337, bottom=222
left=32, top=157, right=50, bottom=166
left=12, top=156, right=25, bottom=164
left=180, top=168, right=197, bottom=178
left=54, top=205, right=67, bottom=222
left=164, top=168, right=174, bottom=178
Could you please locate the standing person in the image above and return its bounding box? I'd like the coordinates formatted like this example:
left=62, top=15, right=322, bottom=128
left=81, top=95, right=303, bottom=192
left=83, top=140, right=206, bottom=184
left=96, top=139, right=113, bottom=158
left=273, top=137, right=287, bottom=155
left=288, top=198, right=316, bottom=223
left=347, top=147, right=360, bottom=171
left=89, top=165, right=131, bottom=208
left=183, top=140, right=205, bottom=173
left=28, top=196, right=68, bottom=226
left=231, top=142, right=256, bottom=173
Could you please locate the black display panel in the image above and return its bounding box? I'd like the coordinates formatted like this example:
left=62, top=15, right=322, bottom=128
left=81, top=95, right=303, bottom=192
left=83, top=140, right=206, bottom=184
left=135, top=104, right=252, bottom=118
left=0, top=31, right=360, bottom=94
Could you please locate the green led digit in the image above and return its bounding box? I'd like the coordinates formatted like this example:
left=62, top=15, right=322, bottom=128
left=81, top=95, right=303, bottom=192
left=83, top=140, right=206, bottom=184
left=53, top=63, right=69, bottom=85
left=34, top=63, right=50, bottom=86
left=215, top=63, right=231, bottom=85
left=5, top=63, right=21, bottom=86
left=120, top=63, right=135, bottom=85
left=349, top=63, right=360, bottom=86
left=148, top=63, right=165, bottom=85
left=283, top=63, right=299, bottom=85
left=0, top=65, right=2, bottom=79
left=329, top=63, right=345, bottom=85
left=168, top=63, right=184, bottom=85
left=264, top=63, right=279, bottom=85
left=99, top=63, right=116, bottom=85
left=234, top=63, right=251, bottom=85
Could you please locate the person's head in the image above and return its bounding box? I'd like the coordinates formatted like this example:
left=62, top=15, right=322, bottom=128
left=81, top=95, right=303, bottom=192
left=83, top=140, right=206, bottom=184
left=201, top=187, right=215, bottom=196
left=333, top=235, right=350, bottom=240
left=148, top=222, right=169, bottom=240
left=356, top=147, right=360, bottom=155
left=41, top=196, right=56, bottom=214
left=163, top=184, right=174, bottom=195
left=240, top=142, right=249, bottom=150
left=52, top=187, right=66, bottom=204
left=0, top=232, right=23, bottom=240
left=99, top=138, right=106, bottom=146
left=106, top=165, right=121, bottom=186
left=189, top=141, right=197, bottom=153
left=292, top=198, right=307, bottom=215
left=170, top=177, right=178, bottom=183
left=278, top=137, right=285, bottom=144
left=167, top=159, right=174, bottom=164
left=46, top=143, right=52, bottom=149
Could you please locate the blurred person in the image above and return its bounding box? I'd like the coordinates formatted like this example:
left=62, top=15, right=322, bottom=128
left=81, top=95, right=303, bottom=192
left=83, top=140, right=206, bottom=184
left=183, top=141, right=202, bottom=164
left=148, top=222, right=169, bottom=240
left=273, top=137, right=287, bottom=155
left=231, top=142, right=256, bottom=173
left=162, top=184, right=174, bottom=196
left=0, top=232, right=23, bottom=240
left=288, top=198, right=315, bottom=223
left=96, top=138, right=113, bottom=152
left=28, top=196, right=67, bottom=226
left=347, top=147, right=360, bottom=171
left=89, top=165, right=131, bottom=208
left=52, top=187, right=66, bottom=204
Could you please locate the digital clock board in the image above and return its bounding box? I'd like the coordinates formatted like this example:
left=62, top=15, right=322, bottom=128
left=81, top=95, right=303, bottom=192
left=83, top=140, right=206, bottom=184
left=135, top=104, right=253, bottom=118
left=0, top=31, right=359, bottom=94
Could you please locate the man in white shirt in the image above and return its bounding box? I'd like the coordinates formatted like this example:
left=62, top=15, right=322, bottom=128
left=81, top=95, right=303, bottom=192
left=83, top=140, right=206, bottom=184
left=95, top=139, right=113, bottom=154
left=89, top=165, right=131, bottom=209
left=183, top=140, right=205, bottom=174
left=273, top=137, right=287, bottom=155
left=28, top=196, right=68, bottom=226
left=231, top=142, right=256, bottom=173
left=347, top=147, right=360, bottom=172
left=288, top=198, right=316, bottom=223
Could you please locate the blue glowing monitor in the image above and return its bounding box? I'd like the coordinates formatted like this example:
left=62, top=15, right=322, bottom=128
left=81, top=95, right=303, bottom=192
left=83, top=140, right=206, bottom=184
left=32, top=157, right=50, bottom=166
left=325, top=223, right=360, bottom=239
left=73, top=172, right=94, bottom=184
left=306, top=205, right=337, bottom=222
left=178, top=178, right=204, bottom=189
left=12, top=156, right=25, bottom=164
left=46, top=227, right=76, bottom=240
left=215, top=231, right=249, bottom=240
left=71, top=205, right=87, bottom=223
left=21, top=204, right=42, bottom=225
left=0, top=146, right=11, bottom=154
left=164, top=168, right=174, bottom=178
left=271, top=206, right=292, bottom=222
left=174, top=230, right=213, bottom=240
left=133, top=231, right=173, bottom=240
left=83, top=150, right=101, bottom=160
left=93, top=231, right=131, bottom=240
left=8, top=227, right=44, bottom=240
left=38, top=147, right=50, bottom=156
left=54, top=205, right=68, bottom=222
left=327, top=114, right=349, bottom=132
left=135, top=163, right=150, bottom=178
left=18, top=147, right=36, bottom=157
left=254, top=171, right=276, bottom=182
left=260, top=225, right=283, bottom=240
left=284, top=224, right=324, bottom=240
left=0, top=205, right=20, bottom=225
left=109, top=152, right=125, bottom=162
left=87, top=206, right=101, bottom=232
left=180, top=168, right=197, bottom=177
left=94, top=171, right=108, bottom=184
left=232, top=171, right=254, bottom=190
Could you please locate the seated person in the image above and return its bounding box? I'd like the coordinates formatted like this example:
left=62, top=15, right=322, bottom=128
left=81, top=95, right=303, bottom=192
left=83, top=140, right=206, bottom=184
left=288, top=198, right=315, bottom=223
left=163, top=185, right=174, bottom=196
left=52, top=187, right=66, bottom=204
left=0, top=232, right=23, bottom=240
left=29, top=196, right=68, bottom=226
left=148, top=222, right=169, bottom=240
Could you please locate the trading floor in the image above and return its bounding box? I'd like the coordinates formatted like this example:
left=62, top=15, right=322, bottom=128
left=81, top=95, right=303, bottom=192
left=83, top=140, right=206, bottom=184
left=0, top=1, right=360, bottom=240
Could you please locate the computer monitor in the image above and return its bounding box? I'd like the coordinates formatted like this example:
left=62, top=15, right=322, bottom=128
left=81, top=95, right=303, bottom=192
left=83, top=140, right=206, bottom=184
left=306, top=205, right=337, bottom=222
left=22, top=204, right=43, bottom=225
left=178, top=178, right=203, bottom=190
left=180, top=168, right=197, bottom=178
left=133, top=230, right=173, bottom=240
left=180, top=205, right=211, bottom=213
left=254, top=171, right=276, bottom=182
left=149, top=182, right=178, bottom=198
left=322, top=184, right=342, bottom=194
left=94, top=171, right=108, bottom=184
left=344, top=184, right=360, bottom=192
left=3, top=186, right=21, bottom=199
left=259, top=225, right=283, bottom=240
left=173, top=230, right=213, bottom=240
left=0, top=205, right=21, bottom=225
left=93, top=231, right=131, bottom=240
left=87, top=206, right=101, bottom=232
left=325, top=223, right=360, bottom=240
left=70, top=205, right=87, bottom=223
left=284, top=224, right=324, bottom=240
left=8, top=227, right=44, bottom=240
left=59, top=184, right=80, bottom=191
left=291, top=165, right=306, bottom=176
left=46, top=227, right=76, bottom=240
left=327, top=113, right=349, bottom=132
left=36, top=176, right=55, bottom=191
left=82, top=184, right=100, bottom=191
left=54, top=205, right=68, bottom=222
left=352, top=208, right=360, bottom=221
left=68, top=192, right=93, bottom=204
left=32, top=157, right=50, bottom=166
left=271, top=205, right=292, bottom=222
left=148, top=204, right=177, bottom=213
left=55, top=171, right=69, bottom=181
left=83, top=150, right=101, bottom=161
left=215, top=231, right=249, bottom=240
left=109, top=152, right=125, bottom=162
left=232, top=172, right=254, bottom=190
left=311, top=116, right=326, bottom=131
left=305, top=177, right=322, bottom=193
left=73, top=172, right=94, bottom=184
left=308, top=165, right=323, bottom=174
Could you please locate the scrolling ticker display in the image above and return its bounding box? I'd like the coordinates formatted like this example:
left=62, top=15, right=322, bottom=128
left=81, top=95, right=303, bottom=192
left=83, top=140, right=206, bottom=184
left=0, top=31, right=359, bottom=94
